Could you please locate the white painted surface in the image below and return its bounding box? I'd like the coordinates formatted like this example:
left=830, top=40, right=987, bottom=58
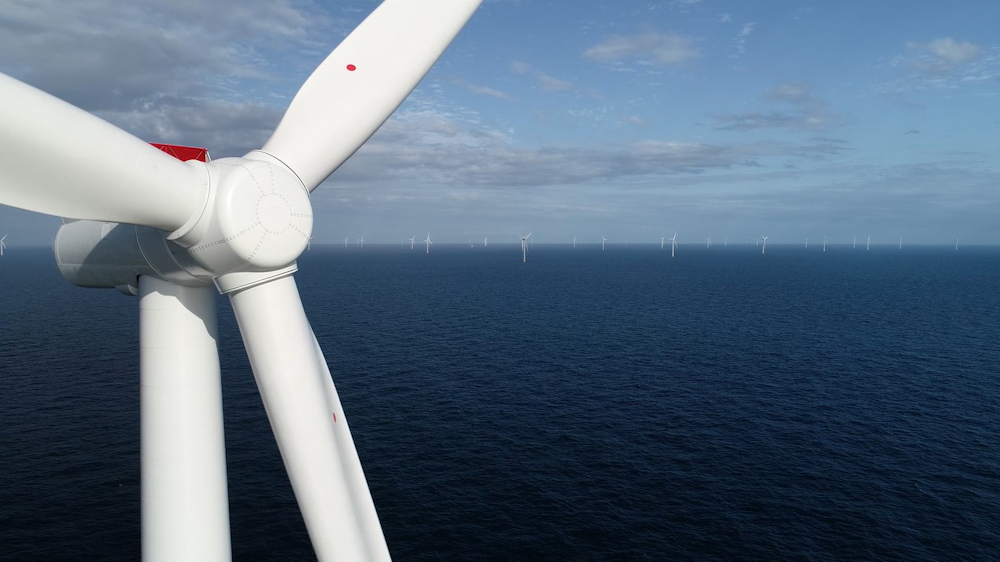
left=139, top=276, right=231, bottom=562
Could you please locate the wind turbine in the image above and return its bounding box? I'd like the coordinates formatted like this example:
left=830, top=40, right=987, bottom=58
left=572, top=235, right=576, bottom=248
left=0, top=1, right=483, bottom=560
left=0, top=234, right=6, bottom=256
left=423, top=232, right=433, bottom=254
left=408, top=236, right=415, bottom=249
left=805, top=238, right=808, bottom=249
left=899, top=236, right=902, bottom=250
left=853, top=235, right=857, bottom=249
left=307, top=236, right=314, bottom=251
left=519, top=232, right=532, bottom=263
left=822, top=235, right=827, bottom=252
left=343, top=236, right=350, bottom=248
left=867, top=234, right=871, bottom=250
left=602, top=235, right=607, bottom=250
left=761, top=234, right=768, bottom=255
left=660, top=236, right=665, bottom=250
left=484, top=236, right=488, bottom=247
left=669, top=232, right=677, bottom=258
left=956, top=237, right=959, bottom=250
left=357, top=235, right=365, bottom=249
left=706, top=236, right=711, bottom=249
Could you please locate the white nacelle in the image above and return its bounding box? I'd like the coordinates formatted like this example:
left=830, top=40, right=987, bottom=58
left=55, top=154, right=313, bottom=295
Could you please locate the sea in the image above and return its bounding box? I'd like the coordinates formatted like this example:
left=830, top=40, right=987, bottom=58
left=2, top=244, right=998, bottom=561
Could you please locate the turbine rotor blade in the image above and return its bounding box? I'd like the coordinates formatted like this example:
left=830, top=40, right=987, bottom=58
left=260, top=0, right=483, bottom=192
left=0, top=73, right=206, bottom=231
left=229, top=276, right=389, bottom=562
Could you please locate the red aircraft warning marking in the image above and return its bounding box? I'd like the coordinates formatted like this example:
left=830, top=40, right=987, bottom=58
left=332, top=412, right=338, bottom=423
left=346, top=64, right=357, bottom=71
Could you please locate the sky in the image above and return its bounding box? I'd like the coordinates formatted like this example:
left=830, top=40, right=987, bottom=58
left=1, top=0, right=998, bottom=246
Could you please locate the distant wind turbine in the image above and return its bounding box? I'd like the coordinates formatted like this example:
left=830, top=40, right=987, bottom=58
left=307, top=236, right=313, bottom=251
left=408, top=236, right=415, bottom=249
left=602, top=235, right=607, bottom=250
left=484, top=236, right=488, bottom=247
left=356, top=235, right=364, bottom=249
left=423, top=232, right=432, bottom=254
left=669, top=232, right=677, bottom=258
left=899, top=236, right=902, bottom=250
left=955, top=237, right=959, bottom=250
left=853, top=235, right=857, bottom=249
left=805, top=238, right=808, bottom=249
left=572, top=235, right=577, bottom=248
left=0, top=234, right=7, bottom=256
left=706, top=236, right=711, bottom=249
left=822, top=235, right=827, bottom=252
left=867, top=235, right=871, bottom=251
left=761, top=234, right=768, bottom=255
left=660, top=236, right=665, bottom=250
left=343, top=236, right=349, bottom=248
left=519, top=232, right=532, bottom=263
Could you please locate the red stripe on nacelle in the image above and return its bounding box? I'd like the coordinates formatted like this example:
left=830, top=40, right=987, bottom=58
left=149, top=143, right=210, bottom=162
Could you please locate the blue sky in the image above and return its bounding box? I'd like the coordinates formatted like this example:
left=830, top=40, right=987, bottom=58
left=1, top=0, right=998, bottom=246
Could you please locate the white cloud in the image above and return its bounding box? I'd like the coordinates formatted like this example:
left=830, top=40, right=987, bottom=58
left=510, top=61, right=574, bottom=92
left=915, top=37, right=983, bottom=65
left=583, top=32, right=700, bottom=66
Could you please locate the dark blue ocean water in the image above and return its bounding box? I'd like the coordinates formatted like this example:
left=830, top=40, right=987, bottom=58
left=2, top=245, right=999, bottom=561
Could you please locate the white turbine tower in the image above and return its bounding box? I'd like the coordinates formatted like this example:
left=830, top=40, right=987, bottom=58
left=0, top=1, right=484, bottom=560
left=602, top=235, right=607, bottom=250
left=867, top=234, right=871, bottom=250
left=519, top=232, right=532, bottom=263
left=572, top=235, right=577, bottom=248
left=408, top=236, right=415, bottom=249
left=484, top=236, right=488, bottom=247
left=423, top=232, right=433, bottom=254
left=660, top=236, right=665, bottom=250
left=761, top=234, right=768, bottom=255
left=822, top=235, right=827, bottom=252
left=0, top=233, right=6, bottom=256
left=669, top=232, right=677, bottom=258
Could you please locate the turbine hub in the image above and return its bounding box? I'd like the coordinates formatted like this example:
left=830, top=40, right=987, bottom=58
left=170, top=153, right=313, bottom=283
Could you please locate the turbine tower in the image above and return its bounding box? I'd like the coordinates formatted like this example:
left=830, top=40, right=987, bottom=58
left=822, top=235, right=827, bottom=252
left=408, top=236, right=415, bottom=249
left=956, top=237, right=959, bottom=250
left=0, top=1, right=484, bottom=560
left=805, top=238, right=808, bottom=249
left=761, top=234, right=768, bottom=255
left=853, top=235, right=857, bottom=249
left=867, top=234, right=871, bottom=250
left=423, top=232, right=433, bottom=254
left=660, top=236, right=665, bottom=250
left=899, top=236, right=902, bottom=250
left=572, top=235, right=577, bottom=248
left=602, top=235, right=607, bottom=250
left=484, top=236, right=488, bottom=247
left=669, top=232, right=677, bottom=258
left=0, top=233, right=6, bottom=256
left=519, top=232, right=532, bottom=263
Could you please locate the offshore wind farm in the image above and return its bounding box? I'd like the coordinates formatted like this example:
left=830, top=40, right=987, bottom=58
left=1, top=0, right=999, bottom=561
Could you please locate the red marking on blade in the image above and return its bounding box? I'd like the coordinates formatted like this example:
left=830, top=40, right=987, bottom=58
left=346, top=64, right=356, bottom=71
left=332, top=412, right=338, bottom=423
